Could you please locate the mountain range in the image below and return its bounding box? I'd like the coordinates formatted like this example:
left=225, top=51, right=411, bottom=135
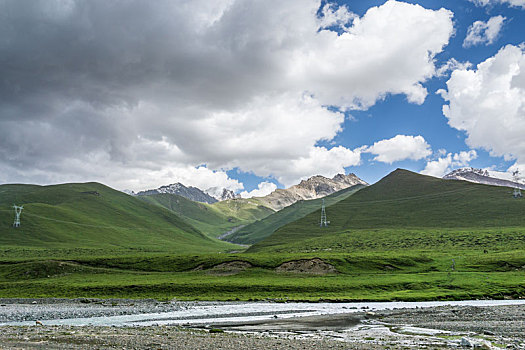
left=254, top=173, right=368, bottom=211
left=443, top=167, right=525, bottom=189
left=134, top=183, right=220, bottom=204
left=134, top=173, right=367, bottom=211
left=3, top=168, right=525, bottom=255
left=226, top=183, right=366, bottom=244
left=251, top=169, right=525, bottom=252
left=131, top=173, right=367, bottom=240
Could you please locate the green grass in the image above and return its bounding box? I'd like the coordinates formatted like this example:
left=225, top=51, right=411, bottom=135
left=228, top=185, right=365, bottom=244
left=1, top=171, right=524, bottom=301
left=0, top=182, right=237, bottom=254
left=0, top=250, right=523, bottom=300
left=251, top=169, right=525, bottom=252
left=137, top=193, right=274, bottom=238
left=210, top=198, right=275, bottom=222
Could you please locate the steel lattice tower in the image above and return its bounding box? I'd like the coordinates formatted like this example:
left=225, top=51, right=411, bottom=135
left=320, top=199, right=328, bottom=227
left=513, top=170, right=522, bottom=198
left=12, top=205, right=23, bottom=228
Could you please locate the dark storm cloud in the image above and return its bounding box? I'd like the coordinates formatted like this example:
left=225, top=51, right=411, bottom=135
left=0, top=0, right=302, bottom=179
left=0, top=0, right=453, bottom=189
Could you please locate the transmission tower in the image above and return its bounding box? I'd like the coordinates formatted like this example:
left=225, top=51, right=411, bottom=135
left=320, top=199, right=329, bottom=227
left=12, top=205, right=23, bottom=228
left=513, top=170, right=522, bottom=198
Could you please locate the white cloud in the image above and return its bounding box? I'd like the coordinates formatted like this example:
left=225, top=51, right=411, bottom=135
left=240, top=181, right=278, bottom=198
left=318, top=3, right=357, bottom=30
left=463, top=16, right=506, bottom=48
left=421, top=150, right=478, bottom=177
left=0, top=0, right=454, bottom=190
left=295, top=0, right=454, bottom=109
left=364, top=135, right=432, bottom=164
left=0, top=157, right=244, bottom=194
left=469, top=0, right=525, bottom=9
left=237, top=146, right=363, bottom=188
left=439, top=44, right=525, bottom=167
left=421, top=157, right=455, bottom=178
left=437, top=59, right=473, bottom=77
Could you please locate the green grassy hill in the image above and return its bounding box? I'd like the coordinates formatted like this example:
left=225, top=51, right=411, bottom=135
left=1, top=173, right=524, bottom=301
left=137, top=193, right=273, bottom=238
left=251, top=169, right=525, bottom=252
left=210, top=198, right=275, bottom=222
left=0, top=182, right=237, bottom=256
left=227, top=184, right=365, bottom=244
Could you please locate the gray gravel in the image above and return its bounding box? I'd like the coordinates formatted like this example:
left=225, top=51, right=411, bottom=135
left=0, top=298, right=190, bottom=322
left=379, top=304, right=525, bottom=338
left=0, top=299, right=524, bottom=349
left=0, top=326, right=377, bottom=349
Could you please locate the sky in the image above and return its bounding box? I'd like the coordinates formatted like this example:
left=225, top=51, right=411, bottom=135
left=1, top=0, right=525, bottom=197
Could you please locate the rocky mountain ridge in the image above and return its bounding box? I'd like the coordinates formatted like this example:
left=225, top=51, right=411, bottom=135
left=205, top=187, right=241, bottom=201
left=443, top=167, right=525, bottom=190
left=133, top=173, right=367, bottom=209
left=135, top=183, right=218, bottom=204
left=256, top=173, right=368, bottom=211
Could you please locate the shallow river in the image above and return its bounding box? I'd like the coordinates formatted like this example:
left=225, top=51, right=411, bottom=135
left=2, top=299, right=524, bottom=327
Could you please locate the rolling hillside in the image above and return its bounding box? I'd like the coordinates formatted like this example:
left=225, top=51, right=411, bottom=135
left=136, top=193, right=273, bottom=238
left=138, top=193, right=274, bottom=238
left=134, top=173, right=366, bottom=239
left=227, top=184, right=365, bottom=244
left=0, top=182, right=236, bottom=254
left=251, top=169, right=525, bottom=252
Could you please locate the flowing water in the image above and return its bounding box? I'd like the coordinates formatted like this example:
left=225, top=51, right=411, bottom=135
left=2, top=299, right=524, bottom=327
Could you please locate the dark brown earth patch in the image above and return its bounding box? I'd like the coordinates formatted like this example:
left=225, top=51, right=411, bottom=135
left=275, top=258, right=337, bottom=275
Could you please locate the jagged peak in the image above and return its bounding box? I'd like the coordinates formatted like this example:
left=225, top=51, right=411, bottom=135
left=443, top=167, right=525, bottom=189
left=258, top=172, right=367, bottom=211
left=444, top=167, right=490, bottom=178
left=135, top=182, right=217, bottom=204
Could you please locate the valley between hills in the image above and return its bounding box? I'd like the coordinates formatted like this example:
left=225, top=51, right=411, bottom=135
left=0, top=169, right=524, bottom=302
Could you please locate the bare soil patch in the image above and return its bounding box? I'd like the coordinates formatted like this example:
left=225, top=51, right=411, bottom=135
left=275, top=258, right=337, bottom=274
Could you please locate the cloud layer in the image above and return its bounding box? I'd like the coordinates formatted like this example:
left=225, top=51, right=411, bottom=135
left=439, top=45, right=525, bottom=171
left=0, top=0, right=454, bottom=190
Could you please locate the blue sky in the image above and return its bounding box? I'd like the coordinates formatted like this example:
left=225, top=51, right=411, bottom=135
left=1, top=0, right=524, bottom=197
left=236, top=0, right=525, bottom=191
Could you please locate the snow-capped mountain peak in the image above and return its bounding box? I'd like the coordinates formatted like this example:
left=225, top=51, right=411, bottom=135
left=443, top=167, right=525, bottom=189
left=205, top=187, right=240, bottom=201
left=136, top=182, right=218, bottom=204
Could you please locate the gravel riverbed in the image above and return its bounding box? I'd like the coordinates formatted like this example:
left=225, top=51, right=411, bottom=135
left=0, top=299, right=523, bottom=349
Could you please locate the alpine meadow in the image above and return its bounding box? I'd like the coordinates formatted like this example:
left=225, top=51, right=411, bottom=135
left=1, top=170, right=524, bottom=301
left=1, top=1, right=525, bottom=348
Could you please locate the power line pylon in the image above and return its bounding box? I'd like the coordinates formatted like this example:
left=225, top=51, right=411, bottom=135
left=320, top=199, right=329, bottom=227
left=513, top=170, right=522, bottom=198
left=13, top=205, right=23, bottom=227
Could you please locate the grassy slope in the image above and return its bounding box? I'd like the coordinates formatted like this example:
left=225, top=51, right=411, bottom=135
left=137, top=194, right=274, bottom=238
left=210, top=198, right=275, bottom=222
left=137, top=194, right=237, bottom=239
left=1, top=171, right=524, bottom=301
left=251, top=169, right=525, bottom=252
left=0, top=182, right=236, bottom=255
left=228, top=184, right=365, bottom=244
left=0, top=250, right=523, bottom=300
